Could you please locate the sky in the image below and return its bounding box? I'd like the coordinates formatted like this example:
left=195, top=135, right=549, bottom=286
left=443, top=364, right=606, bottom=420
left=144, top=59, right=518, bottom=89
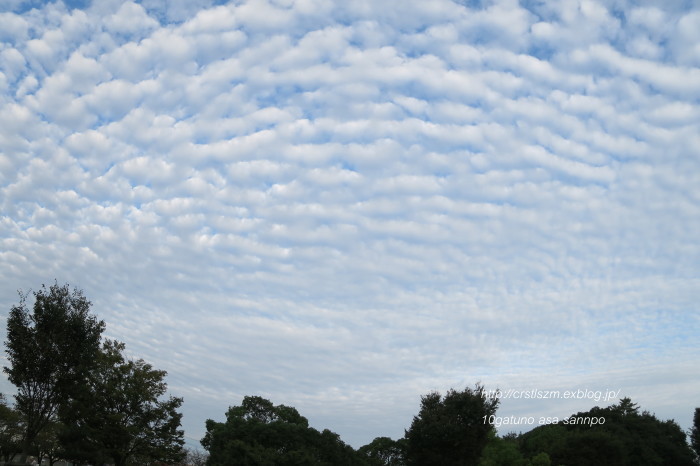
left=1, top=0, right=699, bottom=450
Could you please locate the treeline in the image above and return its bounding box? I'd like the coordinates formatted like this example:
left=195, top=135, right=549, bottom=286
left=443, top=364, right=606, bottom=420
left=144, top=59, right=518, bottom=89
left=2, top=283, right=699, bottom=465
left=203, top=392, right=700, bottom=466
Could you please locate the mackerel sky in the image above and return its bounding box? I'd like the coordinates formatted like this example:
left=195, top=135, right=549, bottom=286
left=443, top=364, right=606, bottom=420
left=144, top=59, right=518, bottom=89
left=1, top=0, right=699, bottom=448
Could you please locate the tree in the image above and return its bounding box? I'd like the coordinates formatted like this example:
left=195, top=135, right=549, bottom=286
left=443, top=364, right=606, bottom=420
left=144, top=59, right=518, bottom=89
left=358, top=436, right=406, bottom=465
left=518, top=423, right=568, bottom=462
left=202, top=395, right=364, bottom=465
left=691, top=408, right=700, bottom=463
left=60, top=339, right=185, bottom=466
left=529, top=452, right=551, bottom=466
left=404, top=384, right=499, bottom=466
left=552, top=430, right=627, bottom=466
left=568, top=398, right=694, bottom=465
left=519, top=397, right=696, bottom=466
left=478, top=429, right=528, bottom=466
left=4, top=282, right=105, bottom=460
left=33, top=420, right=62, bottom=466
left=177, top=447, right=209, bottom=466
left=0, top=394, right=23, bottom=462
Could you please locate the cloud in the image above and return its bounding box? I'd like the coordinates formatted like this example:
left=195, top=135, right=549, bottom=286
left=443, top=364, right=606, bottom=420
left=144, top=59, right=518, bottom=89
left=1, top=0, right=699, bottom=449
left=104, top=1, right=158, bottom=37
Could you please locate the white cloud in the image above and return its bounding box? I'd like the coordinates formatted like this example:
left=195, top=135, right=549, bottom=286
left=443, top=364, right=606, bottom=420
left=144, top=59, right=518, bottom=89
left=1, top=0, right=699, bottom=449
left=0, top=12, right=29, bottom=42
left=104, top=1, right=158, bottom=37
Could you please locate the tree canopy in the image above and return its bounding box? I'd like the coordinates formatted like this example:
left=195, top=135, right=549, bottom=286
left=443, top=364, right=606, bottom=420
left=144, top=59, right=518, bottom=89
left=518, top=397, right=696, bottom=466
left=0, top=394, right=23, bottom=462
left=3, top=282, right=184, bottom=465
left=4, top=283, right=105, bottom=460
left=60, top=339, right=185, bottom=466
left=357, top=436, right=406, bottom=466
left=690, top=407, right=700, bottom=462
left=404, top=384, right=499, bottom=466
left=202, top=395, right=363, bottom=465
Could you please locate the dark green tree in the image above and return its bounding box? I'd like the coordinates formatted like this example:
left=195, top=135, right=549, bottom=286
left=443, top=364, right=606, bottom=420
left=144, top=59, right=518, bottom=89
left=571, top=398, right=693, bottom=465
left=519, top=398, right=696, bottom=466
left=691, top=408, right=700, bottom=463
left=60, top=339, right=185, bottom=466
left=518, top=423, right=568, bottom=462
left=4, top=283, right=105, bottom=461
left=529, top=452, right=551, bottom=466
left=0, top=394, right=23, bottom=462
left=478, top=429, right=528, bottom=466
left=552, top=429, right=627, bottom=466
left=404, top=384, right=499, bottom=466
left=202, top=395, right=364, bottom=465
left=358, top=436, right=406, bottom=466
left=33, top=420, right=62, bottom=466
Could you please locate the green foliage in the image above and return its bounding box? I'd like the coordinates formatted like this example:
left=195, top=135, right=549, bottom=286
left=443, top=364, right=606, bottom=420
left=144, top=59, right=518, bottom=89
left=3, top=282, right=105, bottom=458
left=60, top=339, right=185, bottom=466
left=403, top=384, right=499, bottom=466
left=33, top=419, right=62, bottom=466
left=691, top=408, right=700, bottom=463
left=553, top=429, right=627, bottom=466
left=0, top=394, right=23, bottom=462
left=519, top=397, right=696, bottom=466
left=529, top=452, right=551, bottom=466
left=478, top=429, right=528, bottom=466
left=519, top=424, right=568, bottom=460
left=358, top=436, right=406, bottom=465
left=202, top=395, right=364, bottom=466
left=4, top=282, right=184, bottom=466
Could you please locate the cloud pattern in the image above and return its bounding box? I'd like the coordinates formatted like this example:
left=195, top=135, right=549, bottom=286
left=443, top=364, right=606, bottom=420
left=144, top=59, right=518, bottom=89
left=1, top=0, right=699, bottom=447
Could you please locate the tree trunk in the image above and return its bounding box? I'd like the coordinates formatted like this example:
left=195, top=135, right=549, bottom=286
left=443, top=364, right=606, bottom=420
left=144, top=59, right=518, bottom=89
left=17, top=437, right=31, bottom=464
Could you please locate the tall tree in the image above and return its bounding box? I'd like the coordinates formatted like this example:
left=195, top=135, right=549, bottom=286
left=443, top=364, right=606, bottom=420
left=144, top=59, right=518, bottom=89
left=404, top=384, right=499, bottom=466
left=4, top=283, right=105, bottom=460
left=690, top=408, right=700, bottom=463
left=60, top=339, right=185, bottom=466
